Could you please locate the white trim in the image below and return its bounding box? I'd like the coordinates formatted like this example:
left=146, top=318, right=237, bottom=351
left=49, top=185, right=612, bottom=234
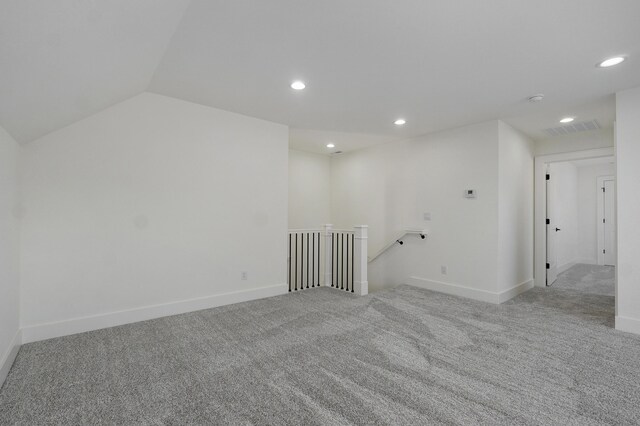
left=497, top=280, right=535, bottom=304
left=353, top=225, right=369, bottom=296
left=534, top=147, right=615, bottom=288
left=0, top=330, right=22, bottom=389
left=615, top=316, right=640, bottom=335
left=557, top=261, right=577, bottom=275
left=575, top=258, right=598, bottom=266
left=407, top=277, right=498, bottom=303
left=323, top=224, right=333, bottom=287
left=21, top=284, right=288, bottom=344
left=556, top=259, right=598, bottom=274
left=406, top=277, right=533, bottom=304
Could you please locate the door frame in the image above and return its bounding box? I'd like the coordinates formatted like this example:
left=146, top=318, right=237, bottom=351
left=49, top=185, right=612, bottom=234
left=597, top=175, right=615, bottom=265
left=545, top=163, right=559, bottom=286
left=534, top=147, right=614, bottom=288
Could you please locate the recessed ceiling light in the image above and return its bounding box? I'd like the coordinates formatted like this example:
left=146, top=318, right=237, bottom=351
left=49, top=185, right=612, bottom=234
left=290, top=80, right=306, bottom=90
left=597, top=56, right=626, bottom=68
left=394, top=119, right=406, bottom=126
left=326, top=143, right=335, bottom=148
left=560, top=117, right=574, bottom=124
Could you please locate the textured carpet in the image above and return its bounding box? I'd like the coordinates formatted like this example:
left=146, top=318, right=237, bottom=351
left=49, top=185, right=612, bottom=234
left=551, top=263, right=615, bottom=296
left=1, top=284, right=639, bottom=425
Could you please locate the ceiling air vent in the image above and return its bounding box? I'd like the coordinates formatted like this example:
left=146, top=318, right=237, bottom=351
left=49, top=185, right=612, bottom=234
left=543, top=119, right=601, bottom=138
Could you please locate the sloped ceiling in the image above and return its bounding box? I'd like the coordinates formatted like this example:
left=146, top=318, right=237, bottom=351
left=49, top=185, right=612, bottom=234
left=0, top=0, right=191, bottom=143
left=2, top=0, right=640, bottom=144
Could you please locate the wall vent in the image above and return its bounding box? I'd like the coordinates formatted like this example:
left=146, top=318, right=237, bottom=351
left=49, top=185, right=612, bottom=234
left=543, top=119, right=601, bottom=138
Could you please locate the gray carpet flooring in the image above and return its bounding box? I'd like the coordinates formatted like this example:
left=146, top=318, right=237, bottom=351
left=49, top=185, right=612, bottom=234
left=1, top=284, right=639, bottom=425
left=551, top=263, right=615, bottom=296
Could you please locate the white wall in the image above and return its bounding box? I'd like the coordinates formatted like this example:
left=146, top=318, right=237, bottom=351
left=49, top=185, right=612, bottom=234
left=497, top=122, right=534, bottom=293
left=615, top=86, right=640, bottom=334
left=19, top=93, right=289, bottom=342
left=330, top=120, right=534, bottom=301
left=288, top=149, right=331, bottom=229
left=535, top=128, right=613, bottom=156
left=577, top=162, right=615, bottom=265
left=548, top=162, right=579, bottom=270
left=0, top=125, right=21, bottom=386
left=331, top=121, right=502, bottom=297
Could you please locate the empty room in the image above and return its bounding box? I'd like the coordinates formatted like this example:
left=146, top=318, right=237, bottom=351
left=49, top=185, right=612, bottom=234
left=2, top=1, right=640, bottom=424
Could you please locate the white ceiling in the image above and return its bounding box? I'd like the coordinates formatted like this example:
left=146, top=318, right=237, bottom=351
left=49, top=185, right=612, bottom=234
left=2, top=1, right=640, bottom=146
left=289, top=129, right=398, bottom=155
left=0, top=0, right=191, bottom=143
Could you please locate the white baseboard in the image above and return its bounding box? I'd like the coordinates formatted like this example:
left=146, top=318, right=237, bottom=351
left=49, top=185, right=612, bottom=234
left=0, top=330, right=21, bottom=390
left=557, top=261, right=577, bottom=275
left=615, top=316, right=640, bottom=335
left=21, top=283, right=288, bottom=344
left=497, top=279, right=535, bottom=303
left=406, top=277, right=498, bottom=304
left=576, top=258, right=598, bottom=266
left=557, top=259, right=599, bottom=275
left=406, top=277, right=533, bottom=304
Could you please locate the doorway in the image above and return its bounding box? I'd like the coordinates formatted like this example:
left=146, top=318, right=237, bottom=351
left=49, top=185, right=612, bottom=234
left=597, top=176, right=616, bottom=266
left=534, top=147, right=616, bottom=294
left=544, top=157, right=616, bottom=289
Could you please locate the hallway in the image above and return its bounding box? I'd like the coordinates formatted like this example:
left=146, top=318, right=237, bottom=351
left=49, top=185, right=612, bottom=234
left=551, top=264, right=615, bottom=297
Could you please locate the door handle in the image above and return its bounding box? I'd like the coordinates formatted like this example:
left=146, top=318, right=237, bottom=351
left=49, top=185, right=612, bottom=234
left=555, top=227, right=561, bottom=232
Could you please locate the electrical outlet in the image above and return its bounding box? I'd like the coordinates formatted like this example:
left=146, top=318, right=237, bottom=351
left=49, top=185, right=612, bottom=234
left=423, top=212, right=431, bottom=221
left=241, top=272, right=248, bottom=280
left=441, top=265, right=447, bottom=275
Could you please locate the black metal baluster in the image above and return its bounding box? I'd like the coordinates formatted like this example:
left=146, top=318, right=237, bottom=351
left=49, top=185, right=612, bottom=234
left=300, top=233, right=304, bottom=290
left=294, top=234, right=298, bottom=291
left=340, top=233, right=343, bottom=291
left=307, top=232, right=309, bottom=288
left=317, top=232, right=320, bottom=286
left=336, top=233, right=340, bottom=290
left=288, top=233, right=291, bottom=292
left=311, top=233, right=315, bottom=288
left=341, top=233, right=344, bottom=290
left=351, top=233, right=355, bottom=293
left=336, top=233, right=339, bottom=289
left=335, top=232, right=338, bottom=288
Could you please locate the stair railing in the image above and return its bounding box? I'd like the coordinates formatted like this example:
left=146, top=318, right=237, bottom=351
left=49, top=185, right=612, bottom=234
left=367, top=229, right=427, bottom=263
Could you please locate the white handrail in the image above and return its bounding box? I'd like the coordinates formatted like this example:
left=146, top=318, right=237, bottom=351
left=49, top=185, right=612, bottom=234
left=368, top=229, right=427, bottom=263
left=288, top=229, right=354, bottom=234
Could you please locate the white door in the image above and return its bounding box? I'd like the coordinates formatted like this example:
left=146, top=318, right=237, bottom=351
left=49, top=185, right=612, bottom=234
left=603, top=179, right=616, bottom=266
left=546, top=172, right=558, bottom=285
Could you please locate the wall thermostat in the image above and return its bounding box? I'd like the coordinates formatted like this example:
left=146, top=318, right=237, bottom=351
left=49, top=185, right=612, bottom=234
left=464, top=189, right=477, bottom=199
